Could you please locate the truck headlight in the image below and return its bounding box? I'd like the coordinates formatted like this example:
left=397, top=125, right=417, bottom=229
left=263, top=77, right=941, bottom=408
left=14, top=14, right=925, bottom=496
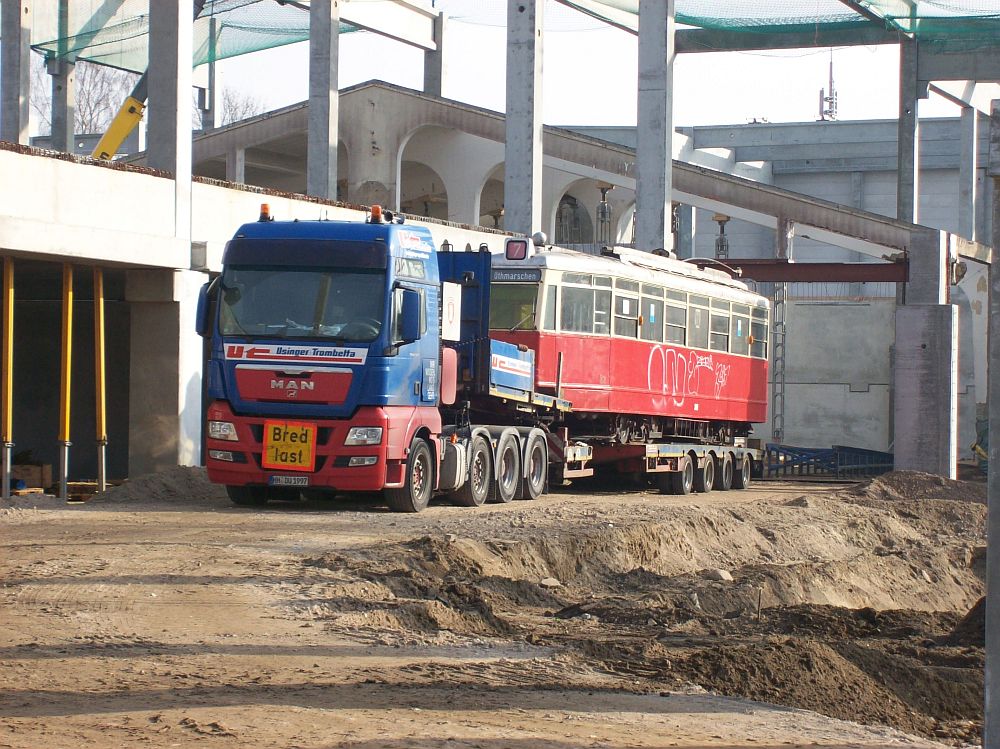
left=345, top=427, right=383, bottom=446
left=208, top=420, right=239, bottom=441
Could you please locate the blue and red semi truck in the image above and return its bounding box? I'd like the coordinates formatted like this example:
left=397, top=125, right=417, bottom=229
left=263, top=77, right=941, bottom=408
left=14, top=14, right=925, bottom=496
left=197, top=205, right=769, bottom=511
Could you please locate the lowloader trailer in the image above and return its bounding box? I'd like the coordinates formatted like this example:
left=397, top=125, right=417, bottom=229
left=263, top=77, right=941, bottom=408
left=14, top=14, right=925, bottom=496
left=197, top=206, right=769, bottom=511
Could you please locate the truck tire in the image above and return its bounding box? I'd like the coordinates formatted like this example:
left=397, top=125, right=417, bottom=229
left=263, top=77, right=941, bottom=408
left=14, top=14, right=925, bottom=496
left=385, top=438, right=434, bottom=513
left=518, top=434, right=547, bottom=500
left=450, top=435, right=491, bottom=507
left=488, top=432, right=520, bottom=504
left=226, top=485, right=268, bottom=506
left=694, top=455, right=715, bottom=493
left=733, top=455, right=752, bottom=490
left=716, top=453, right=734, bottom=491
left=668, top=457, right=694, bottom=495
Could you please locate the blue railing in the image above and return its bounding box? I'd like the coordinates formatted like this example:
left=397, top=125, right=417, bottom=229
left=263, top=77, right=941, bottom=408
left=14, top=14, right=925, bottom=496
left=765, top=443, right=893, bottom=479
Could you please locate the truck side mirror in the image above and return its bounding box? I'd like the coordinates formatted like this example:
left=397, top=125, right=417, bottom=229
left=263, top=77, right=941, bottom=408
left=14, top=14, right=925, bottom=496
left=195, top=280, right=212, bottom=337
left=399, top=288, right=421, bottom=343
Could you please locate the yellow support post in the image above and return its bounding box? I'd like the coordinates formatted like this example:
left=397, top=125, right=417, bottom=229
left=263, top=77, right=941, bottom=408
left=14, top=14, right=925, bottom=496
left=93, top=268, right=107, bottom=492
left=59, top=264, right=73, bottom=500
left=1, top=258, right=13, bottom=501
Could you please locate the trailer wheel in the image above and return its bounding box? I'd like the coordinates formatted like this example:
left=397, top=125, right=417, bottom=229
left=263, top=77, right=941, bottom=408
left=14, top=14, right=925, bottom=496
left=694, top=455, right=715, bottom=493
left=385, top=438, right=434, bottom=513
left=518, top=435, right=547, bottom=500
left=226, top=485, right=268, bottom=506
left=668, top=458, right=694, bottom=495
left=733, top=455, right=752, bottom=490
left=451, top=435, right=492, bottom=507
left=489, top=433, right=521, bottom=503
left=716, top=454, right=734, bottom=491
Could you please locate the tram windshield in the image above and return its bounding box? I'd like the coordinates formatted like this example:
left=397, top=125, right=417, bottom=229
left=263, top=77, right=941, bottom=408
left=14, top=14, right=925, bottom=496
left=489, top=284, right=538, bottom=330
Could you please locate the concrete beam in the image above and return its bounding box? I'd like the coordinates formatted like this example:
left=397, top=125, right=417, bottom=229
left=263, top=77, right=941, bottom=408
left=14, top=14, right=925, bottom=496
left=931, top=82, right=1000, bottom=116
left=340, top=0, right=436, bottom=51
left=1, top=0, right=31, bottom=145
left=990, top=99, right=1000, bottom=179
left=918, top=48, right=1000, bottom=83
left=307, top=0, right=340, bottom=200
left=503, top=0, right=544, bottom=236
left=634, top=0, right=676, bottom=253
left=675, top=26, right=901, bottom=52
left=146, top=1, right=193, bottom=239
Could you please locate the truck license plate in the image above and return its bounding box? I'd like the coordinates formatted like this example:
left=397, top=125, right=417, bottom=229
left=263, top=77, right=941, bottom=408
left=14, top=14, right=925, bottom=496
left=262, top=420, right=316, bottom=472
left=269, top=475, right=309, bottom=487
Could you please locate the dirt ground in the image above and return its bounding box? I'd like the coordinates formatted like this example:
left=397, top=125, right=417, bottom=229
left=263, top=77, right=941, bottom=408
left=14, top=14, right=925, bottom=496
left=0, top=469, right=985, bottom=749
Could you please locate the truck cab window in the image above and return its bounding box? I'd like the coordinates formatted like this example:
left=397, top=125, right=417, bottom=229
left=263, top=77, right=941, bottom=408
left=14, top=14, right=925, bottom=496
left=219, top=266, right=385, bottom=342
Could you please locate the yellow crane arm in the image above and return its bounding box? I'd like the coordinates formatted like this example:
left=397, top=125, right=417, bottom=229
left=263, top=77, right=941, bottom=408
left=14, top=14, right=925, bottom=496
left=91, top=96, right=146, bottom=161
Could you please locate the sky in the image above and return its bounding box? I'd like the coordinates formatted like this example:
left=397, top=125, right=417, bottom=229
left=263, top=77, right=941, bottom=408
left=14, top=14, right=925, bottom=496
left=214, top=10, right=961, bottom=129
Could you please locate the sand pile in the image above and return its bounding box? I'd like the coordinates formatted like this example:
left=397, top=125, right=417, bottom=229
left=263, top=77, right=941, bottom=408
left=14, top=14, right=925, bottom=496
left=852, top=470, right=986, bottom=504
left=87, top=466, right=227, bottom=504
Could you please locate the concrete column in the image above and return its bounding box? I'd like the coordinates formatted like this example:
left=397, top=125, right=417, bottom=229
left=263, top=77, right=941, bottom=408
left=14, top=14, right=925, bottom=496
left=423, top=13, right=448, bottom=98
left=504, top=0, right=543, bottom=236
left=897, top=39, right=924, bottom=224
left=226, top=147, right=246, bottom=184
left=48, top=0, right=75, bottom=153
left=893, top=305, right=958, bottom=477
left=984, top=95, right=1000, bottom=749
left=147, top=1, right=193, bottom=240
left=634, top=0, right=676, bottom=253
left=1, top=0, right=31, bottom=145
left=959, top=106, right=979, bottom=242
left=675, top=203, right=695, bottom=259
left=907, top=226, right=949, bottom=305
left=307, top=0, right=340, bottom=199
left=126, top=270, right=206, bottom=475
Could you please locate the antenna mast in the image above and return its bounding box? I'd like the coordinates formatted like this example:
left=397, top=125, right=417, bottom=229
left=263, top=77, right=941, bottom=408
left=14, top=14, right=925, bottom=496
left=819, top=50, right=838, bottom=121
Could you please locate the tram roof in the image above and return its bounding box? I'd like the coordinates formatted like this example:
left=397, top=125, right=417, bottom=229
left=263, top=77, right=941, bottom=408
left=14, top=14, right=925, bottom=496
left=496, top=245, right=768, bottom=308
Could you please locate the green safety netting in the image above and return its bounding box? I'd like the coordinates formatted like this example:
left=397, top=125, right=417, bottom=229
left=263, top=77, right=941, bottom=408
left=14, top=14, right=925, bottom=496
left=28, top=0, right=1000, bottom=74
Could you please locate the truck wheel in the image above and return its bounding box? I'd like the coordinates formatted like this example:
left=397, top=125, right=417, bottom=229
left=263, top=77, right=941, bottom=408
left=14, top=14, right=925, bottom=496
left=451, top=435, right=492, bottom=507
left=518, top=435, right=547, bottom=500
left=668, top=458, right=694, bottom=495
left=226, top=485, right=268, bottom=506
left=716, top=454, right=734, bottom=491
left=489, top=433, right=520, bottom=504
left=733, top=455, right=752, bottom=490
left=385, top=438, right=434, bottom=513
left=694, top=455, right=715, bottom=493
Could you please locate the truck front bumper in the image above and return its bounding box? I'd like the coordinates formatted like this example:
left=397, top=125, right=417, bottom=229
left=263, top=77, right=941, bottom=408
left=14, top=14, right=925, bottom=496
left=205, top=401, right=404, bottom=492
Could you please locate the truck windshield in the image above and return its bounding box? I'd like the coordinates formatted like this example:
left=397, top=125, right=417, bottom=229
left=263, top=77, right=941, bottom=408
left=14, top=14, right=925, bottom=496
left=219, top=266, right=386, bottom=342
left=489, top=283, right=538, bottom=330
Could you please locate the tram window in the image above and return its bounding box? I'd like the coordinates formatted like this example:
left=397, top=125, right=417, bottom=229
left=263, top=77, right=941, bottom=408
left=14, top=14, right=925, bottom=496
left=613, top=294, right=639, bottom=337
left=710, top=312, right=730, bottom=352
left=615, top=278, right=640, bottom=293
left=642, top=284, right=663, bottom=298
left=688, top=306, right=710, bottom=349
left=561, top=286, right=595, bottom=333
left=751, top=320, right=769, bottom=359
left=640, top=296, right=664, bottom=341
left=665, top=305, right=686, bottom=344
left=594, top=290, right=611, bottom=334
left=543, top=285, right=558, bottom=331
left=733, top=303, right=751, bottom=317
left=689, top=294, right=710, bottom=308
left=666, top=289, right=686, bottom=304
left=752, top=307, right=769, bottom=320
left=564, top=273, right=592, bottom=286
left=731, top=314, right=750, bottom=355
left=489, top=284, right=538, bottom=330
left=595, top=276, right=612, bottom=288
left=712, top=299, right=730, bottom=312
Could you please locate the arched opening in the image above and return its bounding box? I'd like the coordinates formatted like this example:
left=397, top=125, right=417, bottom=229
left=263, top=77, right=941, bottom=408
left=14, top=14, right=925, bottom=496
left=399, top=162, right=448, bottom=221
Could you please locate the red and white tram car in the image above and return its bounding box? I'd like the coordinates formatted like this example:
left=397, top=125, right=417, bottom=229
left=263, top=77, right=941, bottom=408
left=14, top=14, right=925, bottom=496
left=487, top=242, right=770, bottom=448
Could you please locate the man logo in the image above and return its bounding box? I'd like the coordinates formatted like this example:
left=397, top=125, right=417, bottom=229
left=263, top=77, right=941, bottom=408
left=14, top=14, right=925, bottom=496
left=270, top=379, right=316, bottom=394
